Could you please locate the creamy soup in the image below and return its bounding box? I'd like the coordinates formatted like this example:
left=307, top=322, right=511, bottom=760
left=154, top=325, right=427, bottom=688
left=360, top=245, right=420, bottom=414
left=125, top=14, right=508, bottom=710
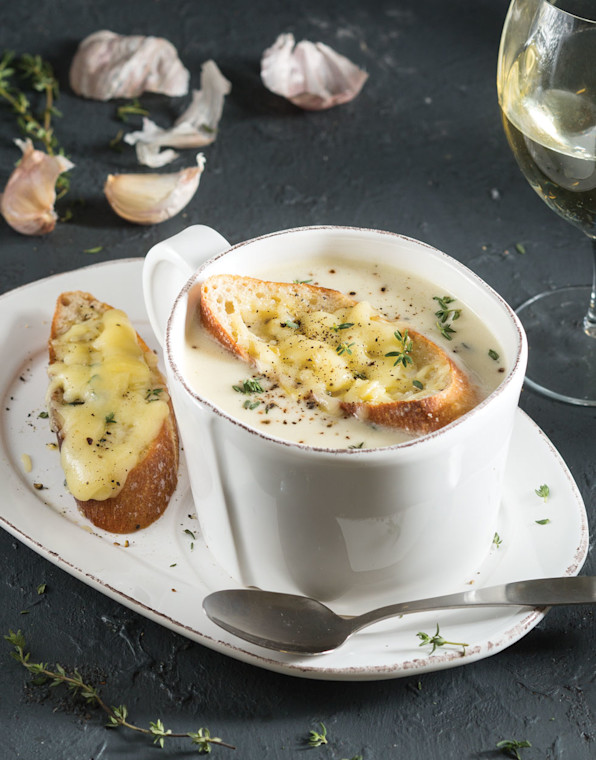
left=182, top=258, right=505, bottom=448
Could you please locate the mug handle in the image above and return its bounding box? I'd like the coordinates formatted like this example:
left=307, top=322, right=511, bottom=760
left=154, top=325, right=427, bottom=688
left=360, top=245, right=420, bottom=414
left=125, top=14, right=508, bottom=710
left=143, top=224, right=230, bottom=345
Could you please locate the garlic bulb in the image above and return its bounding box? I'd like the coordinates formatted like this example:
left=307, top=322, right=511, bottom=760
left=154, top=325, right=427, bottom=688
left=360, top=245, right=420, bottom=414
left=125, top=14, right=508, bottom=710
left=70, top=30, right=190, bottom=101
left=261, top=33, right=368, bottom=110
left=104, top=153, right=205, bottom=225
left=0, top=139, right=74, bottom=236
left=124, top=60, right=231, bottom=168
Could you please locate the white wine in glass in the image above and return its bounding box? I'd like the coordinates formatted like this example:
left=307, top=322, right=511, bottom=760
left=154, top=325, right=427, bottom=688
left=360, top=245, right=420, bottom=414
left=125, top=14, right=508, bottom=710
left=497, top=0, right=596, bottom=405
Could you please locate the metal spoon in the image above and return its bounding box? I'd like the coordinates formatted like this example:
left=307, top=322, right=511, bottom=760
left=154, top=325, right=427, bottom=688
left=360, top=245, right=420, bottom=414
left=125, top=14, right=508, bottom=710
left=203, top=576, right=596, bottom=655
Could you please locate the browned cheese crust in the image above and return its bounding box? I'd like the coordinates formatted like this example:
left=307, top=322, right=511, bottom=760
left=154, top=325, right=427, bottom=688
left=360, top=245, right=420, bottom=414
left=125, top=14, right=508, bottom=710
left=48, top=291, right=179, bottom=533
left=199, top=275, right=478, bottom=435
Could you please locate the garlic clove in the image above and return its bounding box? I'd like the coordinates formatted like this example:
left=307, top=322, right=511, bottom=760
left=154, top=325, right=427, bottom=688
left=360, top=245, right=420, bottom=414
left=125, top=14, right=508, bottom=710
left=124, top=60, right=231, bottom=168
left=104, top=153, right=205, bottom=225
left=69, top=30, right=190, bottom=101
left=0, top=139, right=74, bottom=236
left=261, top=33, right=368, bottom=110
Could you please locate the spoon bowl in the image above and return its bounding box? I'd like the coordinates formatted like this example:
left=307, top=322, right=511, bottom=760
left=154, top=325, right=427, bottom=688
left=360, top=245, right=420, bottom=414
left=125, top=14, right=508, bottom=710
left=203, top=577, right=596, bottom=655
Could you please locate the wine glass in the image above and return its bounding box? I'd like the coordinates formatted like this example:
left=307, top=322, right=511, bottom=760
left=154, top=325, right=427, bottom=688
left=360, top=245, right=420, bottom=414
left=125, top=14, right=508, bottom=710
left=497, top=0, right=596, bottom=405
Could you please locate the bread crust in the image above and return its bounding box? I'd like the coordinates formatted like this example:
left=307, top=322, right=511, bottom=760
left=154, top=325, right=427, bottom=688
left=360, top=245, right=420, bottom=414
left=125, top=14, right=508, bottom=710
left=199, top=274, right=477, bottom=435
left=48, top=291, right=178, bottom=533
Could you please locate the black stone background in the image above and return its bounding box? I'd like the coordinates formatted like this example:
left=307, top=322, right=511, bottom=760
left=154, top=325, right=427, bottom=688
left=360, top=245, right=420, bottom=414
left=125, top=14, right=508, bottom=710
left=0, top=1, right=594, bottom=758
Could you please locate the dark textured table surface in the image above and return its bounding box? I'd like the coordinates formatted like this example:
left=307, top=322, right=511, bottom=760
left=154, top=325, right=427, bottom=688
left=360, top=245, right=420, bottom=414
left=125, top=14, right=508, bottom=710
left=1, top=1, right=594, bottom=758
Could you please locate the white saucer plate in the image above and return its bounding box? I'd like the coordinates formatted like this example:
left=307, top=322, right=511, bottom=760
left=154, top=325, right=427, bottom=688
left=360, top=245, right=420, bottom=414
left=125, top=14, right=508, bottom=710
left=0, top=259, right=589, bottom=681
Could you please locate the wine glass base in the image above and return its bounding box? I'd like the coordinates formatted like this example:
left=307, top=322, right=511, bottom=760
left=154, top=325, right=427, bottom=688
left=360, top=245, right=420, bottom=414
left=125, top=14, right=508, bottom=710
left=516, top=285, right=596, bottom=406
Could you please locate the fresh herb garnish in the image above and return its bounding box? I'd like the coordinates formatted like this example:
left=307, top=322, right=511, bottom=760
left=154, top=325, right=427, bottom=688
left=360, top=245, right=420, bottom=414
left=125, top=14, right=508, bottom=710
left=184, top=529, right=195, bottom=540
left=281, top=320, right=300, bottom=329
left=493, top=532, right=503, bottom=548
left=104, top=412, right=116, bottom=424
left=4, top=631, right=235, bottom=753
left=488, top=348, right=500, bottom=361
left=385, top=329, right=413, bottom=367
left=308, top=722, right=328, bottom=747
left=0, top=52, right=60, bottom=153
left=535, top=484, right=550, bottom=502
left=233, top=378, right=264, bottom=394
left=38, top=410, right=49, bottom=418
left=515, top=242, right=527, bottom=255
left=116, top=98, right=149, bottom=122
left=145, top=388, right=163, bottom=402
left=433, top=295, right=461, bottom=340
left=535, top=518, right=551, bottom=525
left=433, top=295, right=461, bottom=323
left=243, top=399, right=261, bottom=410
left=353, top=371, right=367, bottom=380
left=109, top=128, right=124, bottom=151
left=331, top=322, right=355, bottom=332
left=436, top=321, right=457, bottom=341
left=293, top=278, right=312, bottom=284
left=416, top=624, right=468, bottom=655
left=36, top=583, right=46, bottom=595
left=336, top=341, right=355, bottom=356
left=348, top=442, right=365, bottom=449
left=84, top=246, right=103, bottom=254
left=412, top=379, right=424, bottom=390
left=496, top=738, right=532, bottom=759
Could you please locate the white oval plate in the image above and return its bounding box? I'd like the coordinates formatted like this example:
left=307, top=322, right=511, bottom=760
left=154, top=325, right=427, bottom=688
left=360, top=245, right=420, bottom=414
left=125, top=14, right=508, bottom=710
left=0, top=258, right=588, bottom=681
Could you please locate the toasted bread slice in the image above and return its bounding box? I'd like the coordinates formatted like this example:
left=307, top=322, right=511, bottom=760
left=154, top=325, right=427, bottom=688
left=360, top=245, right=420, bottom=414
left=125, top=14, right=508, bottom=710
left=199, top=275, right=477, bottom=434
left=47, top=291, right=178, bottom=533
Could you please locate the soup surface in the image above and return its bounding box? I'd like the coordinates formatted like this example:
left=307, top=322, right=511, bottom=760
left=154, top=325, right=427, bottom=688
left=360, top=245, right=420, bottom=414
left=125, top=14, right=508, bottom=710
left=182, top=257, right=505, bottom=448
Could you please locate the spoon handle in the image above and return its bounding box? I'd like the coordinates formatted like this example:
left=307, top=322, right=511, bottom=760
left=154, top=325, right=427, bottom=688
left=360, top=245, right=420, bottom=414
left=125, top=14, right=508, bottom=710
left=350, top=576, right=596, bottom=632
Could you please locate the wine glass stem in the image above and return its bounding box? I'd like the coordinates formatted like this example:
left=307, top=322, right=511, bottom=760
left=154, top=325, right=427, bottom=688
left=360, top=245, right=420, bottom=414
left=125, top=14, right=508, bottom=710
left=585, top=239, right=596, bottom=338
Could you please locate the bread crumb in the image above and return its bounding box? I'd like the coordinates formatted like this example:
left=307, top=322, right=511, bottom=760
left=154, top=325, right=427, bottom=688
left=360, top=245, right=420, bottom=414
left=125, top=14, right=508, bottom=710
left=20, top=453, right=32, bottom=473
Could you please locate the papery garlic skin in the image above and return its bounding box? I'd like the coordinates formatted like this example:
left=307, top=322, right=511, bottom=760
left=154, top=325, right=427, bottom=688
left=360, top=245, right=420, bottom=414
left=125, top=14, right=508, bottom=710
left=124, top=60, right=231, bottom=168
left=261, top=33, right=368, bottom=110
left=0, top=139, right=74, bottom=236
left=104, top=153, right=205, bottom=225
left=70, top=30, right=190, bottom=101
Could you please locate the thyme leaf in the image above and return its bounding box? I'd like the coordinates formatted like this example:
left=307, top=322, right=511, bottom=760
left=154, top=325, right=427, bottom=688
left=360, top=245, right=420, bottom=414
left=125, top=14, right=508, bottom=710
left=535, top=484, right=550, bottom=502
left=331, top=322, right=355, bottom=332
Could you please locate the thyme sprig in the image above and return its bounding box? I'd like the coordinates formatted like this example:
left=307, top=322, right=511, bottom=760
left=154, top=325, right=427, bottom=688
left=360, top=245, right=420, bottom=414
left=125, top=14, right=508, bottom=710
left=416, top=624, right=468, bottom=655
left=433, top=295, right=461, bottom=324
left=433, top=295, right=460, bottom=341
left=385, top=329, right=413, bottom=367
left=0, top=50, right=70, bottom=198
left=5, top=630, right=235, bottom=754
left=0, top=51, right=62, bottom=154
left=535, top=484, right=550, bottom=502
